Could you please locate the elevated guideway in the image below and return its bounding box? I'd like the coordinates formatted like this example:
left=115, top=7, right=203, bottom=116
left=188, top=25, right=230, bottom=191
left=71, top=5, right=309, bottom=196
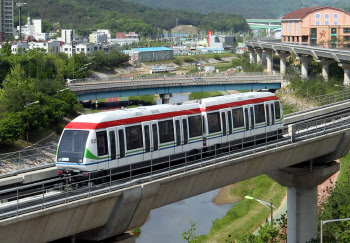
left=1, top=111, right=350, bottom=242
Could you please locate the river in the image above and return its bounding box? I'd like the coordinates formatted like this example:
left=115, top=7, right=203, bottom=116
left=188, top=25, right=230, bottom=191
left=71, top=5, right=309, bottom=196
left=136, top=189, right=235, bottom=243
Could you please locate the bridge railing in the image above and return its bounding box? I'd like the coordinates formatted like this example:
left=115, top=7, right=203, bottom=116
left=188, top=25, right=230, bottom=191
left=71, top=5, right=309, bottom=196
left=1, top=113, right=349, bottom=219
left=68, top=72, right=279, bottom=84
left=283, top=89, right=350, bottom=116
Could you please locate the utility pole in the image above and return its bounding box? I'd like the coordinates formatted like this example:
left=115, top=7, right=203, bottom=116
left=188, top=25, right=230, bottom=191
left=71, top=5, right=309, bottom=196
left=16, top=2, right=27, bottom=40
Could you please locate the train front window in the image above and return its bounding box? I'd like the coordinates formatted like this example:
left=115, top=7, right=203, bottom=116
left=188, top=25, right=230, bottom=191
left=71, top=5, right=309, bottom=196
left=57, top=130, right=89, bottom=163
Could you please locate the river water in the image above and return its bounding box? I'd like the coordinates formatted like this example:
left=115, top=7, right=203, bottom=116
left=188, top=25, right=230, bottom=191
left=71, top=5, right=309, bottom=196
left=136, top=189, right=235, bottom=243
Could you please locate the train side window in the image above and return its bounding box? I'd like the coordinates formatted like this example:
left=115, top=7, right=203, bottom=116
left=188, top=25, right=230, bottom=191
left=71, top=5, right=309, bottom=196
left=159, top=120, right=174, bottom=143
left=275, top=101, right=281, bottom=120
left=232, top=108, right=244, bottom=128
left=175, top=120, right=181, bottom=146
left=228, top=111, right=232, bottom=134
left=244, top=108, right=249, bottom=131
left=254, top=104, right=265, bottom=124
left=126, top=125, right=143, bottom=150
left=265, top=104, right=270, bottom=126
left=118, top=130, right=125, bottom=158
left=250, top=107, right=255, bottom=129
left=152, top=124, right=158, bottom=151
left=207, top=112, right=221, bottom=134
left=271, top=104, right=275, bottom=125
left=144, top=125, right=150, bottom=152
left=97, top=131, right=108, bottom=156
left=182, top=120, right=188, bottom=145
left=221, top=112, right=226, bottom=135
left=188, top=115, right=202, bottom=137
left=109, top=131, right=116, bottom=160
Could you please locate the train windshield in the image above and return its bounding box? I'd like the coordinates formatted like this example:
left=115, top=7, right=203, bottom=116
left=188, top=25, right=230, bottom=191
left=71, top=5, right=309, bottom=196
left=57, top=130, right=89, bottom=163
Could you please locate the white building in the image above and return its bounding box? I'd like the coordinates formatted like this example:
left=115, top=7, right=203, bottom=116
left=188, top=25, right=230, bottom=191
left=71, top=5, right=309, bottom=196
left=29, top=41, right=61, bottom=53
left=209, top=35, right=235, bottom=49
left=17, top=16, right=43, bottom=40
left=58, top=29, right=76, bottom=44
left=89, top=31, right=108, bottom=44
left=11, top=42, right=29, bottom=54
left=76, top=43, right=95, bottom=56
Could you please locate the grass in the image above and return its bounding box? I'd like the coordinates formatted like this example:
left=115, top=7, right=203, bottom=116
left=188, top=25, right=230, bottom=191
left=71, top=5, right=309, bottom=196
left=338, top=153, right=350, bottom=183
left=128, top=95, right=156, bottom=105
left=194, top=175, right=286, bottom=242
left=189, top=91, right=223, bottom=100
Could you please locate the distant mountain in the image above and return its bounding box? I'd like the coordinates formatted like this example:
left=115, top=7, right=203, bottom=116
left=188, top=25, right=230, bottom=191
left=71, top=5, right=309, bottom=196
left=122, top=0, right=350, bottom=18
left=18, top=0, right=249, bottom=37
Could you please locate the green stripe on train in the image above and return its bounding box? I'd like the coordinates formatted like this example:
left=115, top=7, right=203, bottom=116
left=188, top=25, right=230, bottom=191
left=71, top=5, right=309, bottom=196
left=84, top=148, right=108, bottom=160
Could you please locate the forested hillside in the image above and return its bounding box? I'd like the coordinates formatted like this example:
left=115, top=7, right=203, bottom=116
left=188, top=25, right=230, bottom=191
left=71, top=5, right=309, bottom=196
left=19, top=0, right=249, bottom=37
left=122, top=0, right=350, bottom=18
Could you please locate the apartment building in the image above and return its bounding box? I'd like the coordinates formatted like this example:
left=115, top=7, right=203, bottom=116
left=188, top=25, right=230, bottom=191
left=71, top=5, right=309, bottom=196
left=0, top=0, right=13, bottom=41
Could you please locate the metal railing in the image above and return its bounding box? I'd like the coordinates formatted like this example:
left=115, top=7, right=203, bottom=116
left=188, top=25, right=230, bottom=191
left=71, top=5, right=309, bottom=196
left=1, top=112, right=349, bottom=219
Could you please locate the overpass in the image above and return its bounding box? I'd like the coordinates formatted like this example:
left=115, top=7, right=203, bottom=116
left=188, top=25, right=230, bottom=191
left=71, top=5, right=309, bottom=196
left=245, top=40, right=350, bottom=84
left=1, top=97, right=350, bottom=242
left=68, top=74, right=283, bottom=102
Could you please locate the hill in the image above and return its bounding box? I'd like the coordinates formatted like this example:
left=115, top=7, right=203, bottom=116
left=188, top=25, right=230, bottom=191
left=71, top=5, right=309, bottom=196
left=121, top=0, right=350, bottom=18
left=19, top=0, right=249, bottom=37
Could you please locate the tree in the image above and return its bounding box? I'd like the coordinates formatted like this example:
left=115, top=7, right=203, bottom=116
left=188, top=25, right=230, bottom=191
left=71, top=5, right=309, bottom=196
left=182, top=220, right=198, bottom=242
left=1, top=40, right=11, bottom=56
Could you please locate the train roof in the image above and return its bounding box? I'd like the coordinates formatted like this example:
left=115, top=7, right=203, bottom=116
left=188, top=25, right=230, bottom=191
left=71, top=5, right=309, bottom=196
left=200, top=92, right=278, bottom=110
left=66, top=103, right=201, bottom=129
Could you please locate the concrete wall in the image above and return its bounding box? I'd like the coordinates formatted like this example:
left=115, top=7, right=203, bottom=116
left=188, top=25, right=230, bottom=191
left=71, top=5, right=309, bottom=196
left=138, top=50, right=173, bottom=62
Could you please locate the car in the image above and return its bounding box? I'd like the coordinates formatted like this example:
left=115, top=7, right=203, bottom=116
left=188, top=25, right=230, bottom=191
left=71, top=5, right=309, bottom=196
left=193, top=77, right=205, bottom=81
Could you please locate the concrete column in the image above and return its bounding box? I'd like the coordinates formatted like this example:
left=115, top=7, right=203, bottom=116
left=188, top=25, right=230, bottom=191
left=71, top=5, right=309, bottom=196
left=262, top=51, right=267, bottom=68
left=248, top=46, right=256, bottom=64
left=339, top=63, right=350, bottom=86
left=267, top=161, right=339, bottom=243
left=264, top=49, right=273, bottom=73
left=255, top=49, right=263, bottom=66
left=277, top=52, right=290, bottom=75
left=160, top=94, right=172, bottom=104
left=298, top=55, right=313, bottom=79
left=317, top=59, right=335, bottom=81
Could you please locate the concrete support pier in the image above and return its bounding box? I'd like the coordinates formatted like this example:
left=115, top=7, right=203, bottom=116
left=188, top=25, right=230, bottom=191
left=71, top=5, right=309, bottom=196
left=339, top=63, right=350, bottom=86
left=264, top=49, right=273, bottom=73
left=277, top=52, right=290, bottom=75
left=160, top=94, right=172, bottom=104
left=255, top=49, right=263, bottom=66
left=298, top=55, right=313, bottom=79
left=248, top=47, right=257, bottom=64
left=267, top=161, right=340, bottom=243
left=317, top=59, right=335, bottom=81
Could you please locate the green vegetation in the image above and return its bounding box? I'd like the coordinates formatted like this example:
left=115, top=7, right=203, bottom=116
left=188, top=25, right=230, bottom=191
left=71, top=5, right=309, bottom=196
left=194, top=175, right=286, bottom=242
left=182, top=220, right=198, bottom=243
left=231, top=57, right=264, bottom=72
left=21, top=0, right=249, bottom=37
left=128, top=95, right=156, bottom=105
left=189, top=91, right=223, bottom=100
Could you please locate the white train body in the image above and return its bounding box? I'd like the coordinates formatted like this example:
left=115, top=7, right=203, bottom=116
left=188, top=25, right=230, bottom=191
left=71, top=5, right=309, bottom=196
left=56, top=92, right=283, bottom=175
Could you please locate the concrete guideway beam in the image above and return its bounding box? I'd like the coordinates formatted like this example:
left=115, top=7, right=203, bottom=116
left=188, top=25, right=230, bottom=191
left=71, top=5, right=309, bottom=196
left=317, top=59, right=335, bottom=81
left=268, top=161, right=339, bottom=243
left=338, top=63, right=350, bottom=86
left=298, top=55, right=313, bottom=79
left=276, top=52, right=291, bottom=75
left=264, top=49, right=274, bottom=73
left=2, top=128, right=350, bottom=242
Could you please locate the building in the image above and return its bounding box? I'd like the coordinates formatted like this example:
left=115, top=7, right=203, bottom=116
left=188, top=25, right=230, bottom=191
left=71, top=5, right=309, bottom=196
left=209, top=35, right=235, bottom=50
left=281, top=6, right=350, bottom=46
left=0, top=0, right=14, bottom=41
left=128, top=47, right=173, bottom=63
left=112, top=32, right=139, bottom=46
left=17, top=16, right=43, bottom=40
left=11, top=41, right=29, bottom=54
left=29, top=41, right=61, bottom=53
left=58, top=29, right=76, bottom=44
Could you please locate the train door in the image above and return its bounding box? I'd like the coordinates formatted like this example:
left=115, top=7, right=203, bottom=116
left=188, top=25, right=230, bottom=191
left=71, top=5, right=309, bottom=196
left=243, top=105, right=251, bottom=138
left=107, top=127, right=117, bottom=170
left=220, top=110, right=228, bottom=143
left=117, top=127, right=126, bottom=166
left=181, top=116, right=189, bottom=150
left=151, top=122, right=159, bottom=157
left=142, top=122, right=151, bottom=161
left=174, top=118, right=182, bottom=154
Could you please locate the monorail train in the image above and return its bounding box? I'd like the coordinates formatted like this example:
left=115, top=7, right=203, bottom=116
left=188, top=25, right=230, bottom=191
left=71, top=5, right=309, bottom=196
left=56, top=92, right=283, bottom=178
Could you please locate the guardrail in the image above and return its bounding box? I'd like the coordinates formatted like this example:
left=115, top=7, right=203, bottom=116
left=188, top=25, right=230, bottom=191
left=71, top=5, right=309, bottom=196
left=1, top=113, right=349, bottom=219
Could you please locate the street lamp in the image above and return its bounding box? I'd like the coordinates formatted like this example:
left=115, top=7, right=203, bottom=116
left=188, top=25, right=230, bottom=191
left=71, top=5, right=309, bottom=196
left=16, top=2, right=27, bottom=40
left=245, top=196, right=277, bottom=225
left=320, top=218, right=350, bottom=243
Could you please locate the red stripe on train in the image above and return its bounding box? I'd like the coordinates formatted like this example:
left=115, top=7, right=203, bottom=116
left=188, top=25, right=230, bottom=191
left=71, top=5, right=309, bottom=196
left=65, top=108, right=202, bottom=129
